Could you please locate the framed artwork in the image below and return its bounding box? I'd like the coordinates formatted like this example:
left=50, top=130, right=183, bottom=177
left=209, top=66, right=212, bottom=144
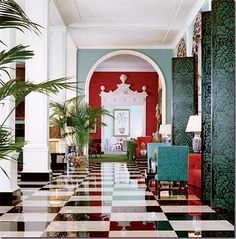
left=113, top=109, right=130, bottom=136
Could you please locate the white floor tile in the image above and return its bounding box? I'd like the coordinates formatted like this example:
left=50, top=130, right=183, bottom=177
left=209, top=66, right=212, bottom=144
left=75, top=187, right=113, bottom=192
left=32, top=190, right=74, bottom=196
left=16, top=200, right=67, bottom=207
left=81, top=181, right=114, bottom=185
left=170, top=220, right=234, bottom=231
left=69, top=195, right=112, bottom=201
left=0, top=231, right=43, bottom=237
left=60, top=206, right=111, bottom=213
left=0, top=206, right=14, bottom=213
left=0, top=213, right=57, bottom=222
left=112, top=200, right=159, bottom=206
left=113, top=191, right=152, bottom=196
left=46, top=221, right=110, bottom=231
left=110, top=212, right=167, bottom=221
left=161, top=205, right=215, bottom=213
left=43, top=185, right=78, bottom=189
left=109, top=230, right=177, bottom=237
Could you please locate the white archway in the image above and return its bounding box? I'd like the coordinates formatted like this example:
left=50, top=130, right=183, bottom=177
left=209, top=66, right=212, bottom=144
left=85, top=50, right=166, bottom=124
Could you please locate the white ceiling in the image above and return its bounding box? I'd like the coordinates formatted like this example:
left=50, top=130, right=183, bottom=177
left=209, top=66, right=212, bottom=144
left=53, top=0, right=207, bottom=49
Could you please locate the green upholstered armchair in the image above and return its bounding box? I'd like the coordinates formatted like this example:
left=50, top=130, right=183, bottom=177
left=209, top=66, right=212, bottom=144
left=147, top=142, right=171, bottom=173
left=127, top=140, right=137, bottom=161
left=154, top=145, right=189, bottom=199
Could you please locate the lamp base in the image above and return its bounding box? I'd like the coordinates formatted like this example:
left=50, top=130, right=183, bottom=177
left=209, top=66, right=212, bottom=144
left=192, top=133, right=201, bottom=152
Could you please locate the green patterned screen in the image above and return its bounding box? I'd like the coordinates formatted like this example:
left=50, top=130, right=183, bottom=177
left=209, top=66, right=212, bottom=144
left=211, top=0, right=235, bottom=212
left=201, top=11, right=212, bottom=204
left=172, top=57, right=196, bottom=149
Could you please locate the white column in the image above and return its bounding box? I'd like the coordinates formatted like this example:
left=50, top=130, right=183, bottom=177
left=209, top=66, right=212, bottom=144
left=22, top=0, right=50, bottom=179
left=0, top=29, right=19, bottom=192
left=65, top=33, right=77, bottom=101
left=48, top=27, right=67, bottom=153
left=48, top=26, right=67, bottom=104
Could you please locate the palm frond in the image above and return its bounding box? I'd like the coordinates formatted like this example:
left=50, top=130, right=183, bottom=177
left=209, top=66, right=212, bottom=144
left=0, top=45, right=34, bottom=71
left=0, top=0, right=41, bottom=34
left=0, top=77, right=80, bottom=126
left=0, top=127, right=24, bottom=161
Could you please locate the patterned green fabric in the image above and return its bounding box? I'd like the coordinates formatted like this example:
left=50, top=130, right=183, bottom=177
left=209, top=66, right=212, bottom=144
left=201, top=11, right=212, bottom=204
left=172, top=57, right=196, bottom=150
left=147, top=142, right=170, bottom=171
left=127, top=140, right=137, bottom=161
left=211, top=0, right=235, bottom=211
left=155, top=146, right=189, bottom=181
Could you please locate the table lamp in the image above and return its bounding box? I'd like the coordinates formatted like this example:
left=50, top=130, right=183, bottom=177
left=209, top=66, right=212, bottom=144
left=186, top=115, right=201, bottom=152
left=159, top=124, right=172, bottom=143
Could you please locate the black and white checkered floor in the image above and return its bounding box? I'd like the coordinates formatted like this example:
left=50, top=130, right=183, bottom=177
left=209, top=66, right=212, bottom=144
left=0, top=162, right=234, bottom=238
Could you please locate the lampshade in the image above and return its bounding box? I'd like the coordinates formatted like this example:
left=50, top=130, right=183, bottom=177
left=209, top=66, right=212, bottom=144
left=186, top=115, right=201, bottom=132
left=159, top=124, right=172, bottom=136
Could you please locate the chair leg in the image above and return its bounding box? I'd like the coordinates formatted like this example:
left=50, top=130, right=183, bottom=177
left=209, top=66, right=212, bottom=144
left=157, top=181, right=161, bottom=199
left=155, top=179, right=157, bottom=196
left=185, top=181, right=188, bottom=199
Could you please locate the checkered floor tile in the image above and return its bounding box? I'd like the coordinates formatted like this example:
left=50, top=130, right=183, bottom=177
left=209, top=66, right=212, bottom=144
left=0, top=162, right=234, bottom=238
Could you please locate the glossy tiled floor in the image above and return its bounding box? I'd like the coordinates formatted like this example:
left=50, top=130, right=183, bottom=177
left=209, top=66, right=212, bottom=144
left=0, top=162, right=234, bottom=238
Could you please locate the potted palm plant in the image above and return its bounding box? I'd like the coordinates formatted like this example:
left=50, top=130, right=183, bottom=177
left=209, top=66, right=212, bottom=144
left=50, top=98, right=112, bottom=169
left=0, top=0, right=77, bottom=177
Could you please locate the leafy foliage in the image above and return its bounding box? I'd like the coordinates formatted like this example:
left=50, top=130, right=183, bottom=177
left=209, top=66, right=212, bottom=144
left=50, top=98, right=112, bottom=155
left=0, top=0, right=41, bottom=33
left=0, top=0, right=78, bottom=164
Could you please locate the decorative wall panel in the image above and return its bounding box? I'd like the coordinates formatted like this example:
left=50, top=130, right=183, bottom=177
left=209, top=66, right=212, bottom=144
left=172, top=57, right=195, bottom=149
left=201, top=12, right=212, bottom=204
left=211, top=0, right=235, bottom=212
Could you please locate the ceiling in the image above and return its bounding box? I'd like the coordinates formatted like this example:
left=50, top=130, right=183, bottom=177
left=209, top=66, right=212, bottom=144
left=53, top=0, right=207, bottom=49
left=95, top=55, right=155, bottom=72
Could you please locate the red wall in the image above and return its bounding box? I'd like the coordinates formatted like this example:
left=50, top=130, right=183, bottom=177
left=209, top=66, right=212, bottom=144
left=89, top=72, right=159, bottom=139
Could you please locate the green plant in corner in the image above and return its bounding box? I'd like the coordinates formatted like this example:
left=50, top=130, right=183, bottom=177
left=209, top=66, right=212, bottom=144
left=69, top=101, right=112, bottom=156
left=0, top=0, right=78, bottom=176
left=50, top=97, right=113, bottom=157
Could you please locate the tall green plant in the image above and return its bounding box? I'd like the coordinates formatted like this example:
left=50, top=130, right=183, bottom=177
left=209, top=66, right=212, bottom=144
left=70, top=103, right=112, bottom=155
left=50, top=98, right=112, bottom=156
left=49, top=96, right=83, bottom=145
left=0, top=0, right=78, bottom=176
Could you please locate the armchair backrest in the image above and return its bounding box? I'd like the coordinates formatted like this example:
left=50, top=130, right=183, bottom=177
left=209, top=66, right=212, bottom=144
left=147, top=142, right=170, bottom=172
left=156, top=145, right=189, bottom=181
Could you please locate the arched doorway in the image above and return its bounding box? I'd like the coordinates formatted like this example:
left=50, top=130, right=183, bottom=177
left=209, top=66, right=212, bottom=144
left=85, top=50, right=167, bottom=152
left=85, top=50, right=167, bottom=124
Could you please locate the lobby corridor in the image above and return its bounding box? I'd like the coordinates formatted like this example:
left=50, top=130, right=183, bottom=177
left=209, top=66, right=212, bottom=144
left=0, top=162, right=234, bottom=238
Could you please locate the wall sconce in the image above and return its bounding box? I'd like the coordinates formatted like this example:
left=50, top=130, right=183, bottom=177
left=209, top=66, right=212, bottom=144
left=159, top=124, right=172, bottom=143
left=186, top=115, right=202, bottom=152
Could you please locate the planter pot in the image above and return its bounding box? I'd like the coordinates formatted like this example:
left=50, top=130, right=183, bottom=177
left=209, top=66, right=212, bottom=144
left=71, top=155, right=88, bottom=169
left=140, top=149, right=147, bottom=156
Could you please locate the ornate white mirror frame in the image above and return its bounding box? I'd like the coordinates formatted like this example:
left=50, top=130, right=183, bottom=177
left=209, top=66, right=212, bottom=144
left=100, top=74, right=148, bottom=150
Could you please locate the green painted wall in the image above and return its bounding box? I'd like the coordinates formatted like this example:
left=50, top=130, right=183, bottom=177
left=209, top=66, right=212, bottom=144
left=76, top=49, right=174, bottom=123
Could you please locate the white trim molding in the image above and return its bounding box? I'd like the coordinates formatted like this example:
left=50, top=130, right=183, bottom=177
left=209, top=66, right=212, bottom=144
left=100, top=74, right=148, bottom=106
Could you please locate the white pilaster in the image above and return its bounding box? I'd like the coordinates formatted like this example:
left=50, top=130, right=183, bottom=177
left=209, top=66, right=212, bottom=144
left=48, top=26, right=67, bottom=104
left=0, top=29, right=19, bottom=192
left=65, top=33, right=77, bottom=101
left=22, top=0, right=50, bottom=174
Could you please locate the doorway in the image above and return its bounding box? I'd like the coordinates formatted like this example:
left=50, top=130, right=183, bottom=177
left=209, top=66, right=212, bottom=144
left=85, top=50, right=166, bottom=154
